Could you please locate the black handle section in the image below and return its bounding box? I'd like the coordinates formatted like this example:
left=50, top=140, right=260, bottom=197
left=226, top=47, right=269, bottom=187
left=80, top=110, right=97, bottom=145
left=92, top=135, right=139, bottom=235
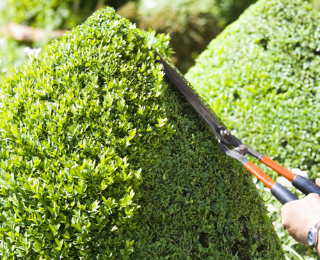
left=292, top=175, right=320, bottom=196
left=271, top=183, right=298, bottom=205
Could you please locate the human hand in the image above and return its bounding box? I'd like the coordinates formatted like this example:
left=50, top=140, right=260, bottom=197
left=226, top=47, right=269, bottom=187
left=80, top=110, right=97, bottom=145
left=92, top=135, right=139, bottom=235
left=281, top=188, right=320, bottom=245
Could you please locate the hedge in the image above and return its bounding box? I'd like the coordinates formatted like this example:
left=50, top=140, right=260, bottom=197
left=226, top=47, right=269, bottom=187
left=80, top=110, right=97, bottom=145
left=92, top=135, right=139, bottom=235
left=187, top=0, right=320, bottom=181
left=0, top=8, right=283, bottom=259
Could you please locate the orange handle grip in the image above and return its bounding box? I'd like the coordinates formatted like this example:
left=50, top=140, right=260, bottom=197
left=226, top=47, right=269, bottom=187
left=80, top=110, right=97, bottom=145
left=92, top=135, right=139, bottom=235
left=260, top=155, right=296, bottom=182
left=244, top=161, right=276, bottom=189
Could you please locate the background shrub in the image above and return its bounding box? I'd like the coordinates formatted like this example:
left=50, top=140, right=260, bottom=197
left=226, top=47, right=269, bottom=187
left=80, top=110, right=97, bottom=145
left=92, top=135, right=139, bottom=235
left=2, top=0, right=320, bottom=81
left=118, top=0, right=257, bottom=73
left=0, top=8, right=283, bottom=259
left=186, top=0, right=320, bottom=258
left=0, top=0, right=135, bottom=30
left=0, top=38, right=28, bottom=84
left=0, top=0, right=257, bottom=81
left=0, top=0, right=135, bottom=84
left=187, top=0, right=320, bottom=181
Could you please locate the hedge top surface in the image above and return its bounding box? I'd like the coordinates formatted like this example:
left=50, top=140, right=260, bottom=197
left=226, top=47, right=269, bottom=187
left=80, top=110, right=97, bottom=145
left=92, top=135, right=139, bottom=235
left=0, top=7, right=283, bottom=259
left=187, top=0, right=320, bottom=179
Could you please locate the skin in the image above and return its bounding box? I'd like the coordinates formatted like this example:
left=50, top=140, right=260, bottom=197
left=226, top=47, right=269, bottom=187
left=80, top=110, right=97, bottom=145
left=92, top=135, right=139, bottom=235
left=281, top=178, right=320, bottom=255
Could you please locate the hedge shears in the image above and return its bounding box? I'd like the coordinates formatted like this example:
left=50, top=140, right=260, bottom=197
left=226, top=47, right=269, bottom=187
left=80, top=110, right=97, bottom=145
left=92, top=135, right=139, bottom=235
left=156, top=54, right=320, bottom=204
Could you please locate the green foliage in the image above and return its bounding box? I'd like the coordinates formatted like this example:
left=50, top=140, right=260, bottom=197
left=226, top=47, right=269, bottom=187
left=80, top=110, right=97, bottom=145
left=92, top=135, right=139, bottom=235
left=0, top=0, right=134, bottom=84
left=0, top=0, right=134, bottom=30
left=310, top=0, right=320, bottom=10
left=0, top=8, right=283, bottom=259
left=119, top=0, right=257, bottom=73
left=187, top=0, right=320, bottom=180
left=0, top=38, right=29, bottom=84
left=187, top=0, right=320, bottom=258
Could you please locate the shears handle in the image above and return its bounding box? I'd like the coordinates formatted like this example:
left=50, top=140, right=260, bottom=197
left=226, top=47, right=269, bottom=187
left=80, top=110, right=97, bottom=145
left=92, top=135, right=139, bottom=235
left=244, top=161, right=298, bottom=205
left=243, top=156, right=320, bottom=204
left=155, top=54, right=319, bottom=204
left=260, top=156, right=320, bottom=197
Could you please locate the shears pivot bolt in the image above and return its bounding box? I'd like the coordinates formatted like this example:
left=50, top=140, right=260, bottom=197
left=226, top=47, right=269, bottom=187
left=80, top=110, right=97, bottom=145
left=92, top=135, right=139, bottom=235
left=234, top=145, right=248, bottom=155
left=220, top=129, right=231, bottom=137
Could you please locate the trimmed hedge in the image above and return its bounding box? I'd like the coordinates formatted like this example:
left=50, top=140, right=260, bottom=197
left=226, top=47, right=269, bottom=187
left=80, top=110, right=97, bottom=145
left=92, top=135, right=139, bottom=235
left=187, top=0, right=320, bottom=181
left=0, top=8, right=283, bottom=259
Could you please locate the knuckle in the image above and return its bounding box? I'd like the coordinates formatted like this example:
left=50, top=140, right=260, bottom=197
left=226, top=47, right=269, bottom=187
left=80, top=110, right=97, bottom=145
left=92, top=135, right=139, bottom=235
left=307, top=193, right=320, bottom=201
left=309, top=193, right=318, bottom=198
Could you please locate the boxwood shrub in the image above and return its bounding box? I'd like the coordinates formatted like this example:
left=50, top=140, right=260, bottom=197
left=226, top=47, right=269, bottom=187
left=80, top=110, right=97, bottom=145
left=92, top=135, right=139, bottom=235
left=187, top=0, right=320, bottom=181
left=0, top=8, right=283, bottom=259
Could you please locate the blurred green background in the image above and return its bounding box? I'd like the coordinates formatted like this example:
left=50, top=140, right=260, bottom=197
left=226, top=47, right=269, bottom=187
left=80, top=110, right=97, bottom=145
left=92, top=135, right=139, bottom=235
left=0, top=0, right=257, bottom=82
left=1, top=0, right=320, bottom=77
left=1, top=0, right=320, bottom=259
